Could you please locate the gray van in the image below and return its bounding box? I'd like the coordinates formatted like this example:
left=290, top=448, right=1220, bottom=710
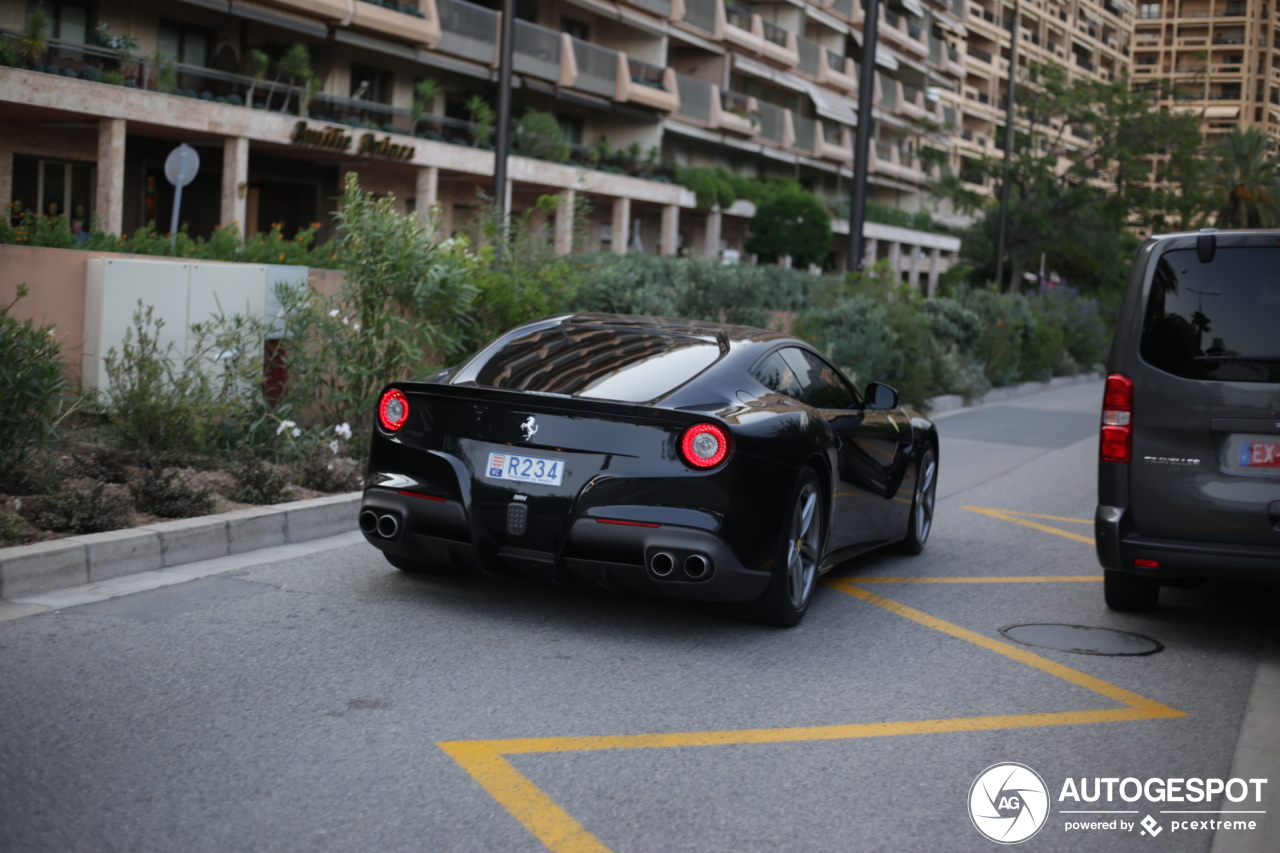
left=1096, top=229, right=1280, bottom=611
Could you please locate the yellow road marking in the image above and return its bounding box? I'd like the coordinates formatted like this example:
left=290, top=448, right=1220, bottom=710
left=963, top=505, right=1097, bottom=545
left=437, top=581, right=1183, bottom=853
left=852, top=575, right=1103, bottom=584
left=984, top=509, right=1093, bottom=524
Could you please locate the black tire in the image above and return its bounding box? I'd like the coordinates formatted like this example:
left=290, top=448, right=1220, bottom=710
left=1104, top=569, right=1159, bottom=612
left=384, top=552, right=467, bottom=577
left=896, top=445, right=937, bottom=555
left=733, top=467, right=825, bottom=628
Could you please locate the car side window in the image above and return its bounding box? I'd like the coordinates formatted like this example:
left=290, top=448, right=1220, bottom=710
left=750, top=351, right=808, bottom=403
left=780, top=348, right=858, bottom=410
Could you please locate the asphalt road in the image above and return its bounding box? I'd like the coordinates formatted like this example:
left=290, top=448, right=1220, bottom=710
left=1, top=380, right=1275, bottom=852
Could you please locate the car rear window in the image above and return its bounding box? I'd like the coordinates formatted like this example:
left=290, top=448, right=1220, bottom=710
left=1141, top=247, right=1280, bottom=383
left=453, top=322, right=721, bottom=402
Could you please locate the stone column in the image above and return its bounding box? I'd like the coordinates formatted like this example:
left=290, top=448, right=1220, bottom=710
left=220, top=136, right=249, bottom=235
left=416, top=165, right=439, bottom=234
left=863, top=237, right=878, bottom=269
left=611, top=197, right=630, bottom=255
left=96, top=118, right=126, bottom=235
left=928, top=248, right=942, bottom=297
left=660, top=204, right=679, bottom=257
left=888, top=241, right=902, bottom=280
left=554, top=189, right=575, bottom=255
left=704, top=208, right=722, bottom=259
left=908, top=245, right=922, bottom=289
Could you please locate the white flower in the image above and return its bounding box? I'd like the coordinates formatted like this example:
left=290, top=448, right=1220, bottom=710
left=342, top=316, right=350, bottom=325
left=276, top=419, right=297, bottom=435
left=334, top=423, right=352, bottom=439
left=327, top=464, right=335, bottom=471
left=291, top=428, right=302, bottom=438
left=276, top=310, right=286, bottom=319
left=329, top=439, right=340, bottom=454
left=352, top=323, right=361, bottom=332
left=329, top=309, right=340, bottom=317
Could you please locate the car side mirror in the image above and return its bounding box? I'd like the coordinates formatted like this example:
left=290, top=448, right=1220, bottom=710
left=865, top=382, right=899, bottom=411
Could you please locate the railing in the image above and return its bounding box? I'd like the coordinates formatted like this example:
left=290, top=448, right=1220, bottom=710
left=831, top=0, right=854, bottom=18
left=903, top=84, right=920, bottom=105
left=675, top=73, right=713, bottom=122
left=969, top=45, right=993, bottom=62
left=757, top=101, right=786, bottom=142
left=948, top=44, right=961, bottom=62
left=721, top=88, right=752, bottom=116
left=437, top=0, right=498, bottom=65
left=978, top=91, right=990, bottom=103
left=952, top=0, right=965, bottom=15
left=513, top=19, right=561, bottom=82
left=879, top=75, right=898, bottom=109
left=943, top=105, right=956, bottom=126
left=1076, top=54, right=1095, bottom=70
left=682, top=0, right=717, bottom=32
left=762, top=19, right=789, bottom=47
left=885, top=9, right=902, bottom=25
left=928, top=33, right=943, bottom=64
left=827, top=49, right=847, bottom=71
left=822, top=121, right=843, bottom=145
left=792, top=113, right=815, bottom=151
left=1212, top=36, right=1245, bottom=44
left=630, top=0, right=672, bottom=17
left=628, top=57, right=666, bottom=89
left=875, top=141, right=892, bottom=161
left=725, top=3, right=754, bottom=29
left=797, top=36, right=821, bottom=76
left=572, top=38, right=617, bottom=98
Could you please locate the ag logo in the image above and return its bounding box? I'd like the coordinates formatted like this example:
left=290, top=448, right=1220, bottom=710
left=968, top=763, right=1050, bottom=844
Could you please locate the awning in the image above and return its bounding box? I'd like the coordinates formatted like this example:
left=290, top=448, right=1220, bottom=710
left=733, top=53, right=810, bottom=93
left=803, top=80, right=860, bottom=127
left=1204, top=105, right=1241, bottom=118
left=894, top=0, right=926, bottom=16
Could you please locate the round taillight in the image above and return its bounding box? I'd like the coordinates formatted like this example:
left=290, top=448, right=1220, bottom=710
left=680, top=423, right=730, bottom=469
left=378, top=389, right=409, bottom=431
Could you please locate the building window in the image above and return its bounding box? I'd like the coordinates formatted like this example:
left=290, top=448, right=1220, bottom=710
left=32, top=1, right=92, bottom=45
left=351, top=64, right=393, bottom=104
left=10, top=154, right=95, bottom=227
left=557, top=114, right=583, bottom=146
left=158, top=21, right=211, bottom=67
left=1139, top=2, right=1160, bottom=18
left=560, top=17, right=589, bottom=41
left=1137, top=54, right=1157, bottom=65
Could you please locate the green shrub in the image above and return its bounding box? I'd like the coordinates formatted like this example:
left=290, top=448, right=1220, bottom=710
left=0, top=508, right=25, bottom=543
left=513, top=110, right=570, bottom=162
left=745, top=183, right=833, bottom=269
left=24, top=482, right=132, bottom=534
left=69, top=446, right=134, bottom=484
left=962, top=288, right=1035, bottom=387
left=131, top=468, right=215, bottom=518
left=227, top=458, right=290, bottom=505
left=0, top=285, right=69, bottom=492
left=295, top=455, right=362, bottom=493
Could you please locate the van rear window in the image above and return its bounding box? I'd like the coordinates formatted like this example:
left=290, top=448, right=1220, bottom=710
left=1141, top=248, right=1280, bottom=383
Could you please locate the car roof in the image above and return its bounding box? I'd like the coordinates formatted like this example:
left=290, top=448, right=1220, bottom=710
left=558, top=313, right=790, bottom=345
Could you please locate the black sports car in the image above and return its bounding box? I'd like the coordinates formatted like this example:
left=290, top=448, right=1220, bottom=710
left=360, top=313, right=938, bottom=626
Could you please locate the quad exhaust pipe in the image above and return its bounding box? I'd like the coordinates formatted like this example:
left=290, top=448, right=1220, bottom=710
left=361, top=509, right=402, bottom=540
left=684, top=554, right=710, bottom=580
left=650, top=551, right=675, bottom=577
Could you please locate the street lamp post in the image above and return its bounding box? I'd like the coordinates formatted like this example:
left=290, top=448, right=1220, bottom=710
left=847, top=0, right=882, bottom=272
left=994, top=0, right=1021, bottom=290
left=492, top=0, right=516, bottom=224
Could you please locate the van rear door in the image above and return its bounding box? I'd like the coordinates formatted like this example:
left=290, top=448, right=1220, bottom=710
left=1126, top=242, right=1280, bottom=546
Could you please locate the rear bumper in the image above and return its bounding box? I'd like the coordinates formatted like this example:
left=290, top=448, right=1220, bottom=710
left=360, top=488, right=771, bottom=602
left=1096, top=504, right=1280, bottom=579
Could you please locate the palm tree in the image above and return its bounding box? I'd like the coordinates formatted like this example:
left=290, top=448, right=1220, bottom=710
left=410, top=78, right=439, bottom=137
left=1211, top=127, right=1280, bottom=228
left=278, top=44, right=313, bottom=115
left=244, top=49, right=269, bottom=109
left=19, top=9, right=48, bottom=67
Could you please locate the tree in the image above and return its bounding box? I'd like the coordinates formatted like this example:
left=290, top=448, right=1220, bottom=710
left=512, top=110, right=570, bottom=162
left=244, top=49, right=269, bottom=109
left=746, top=182, right=832, bottom=269
left=1210, top=127, right=1280, bottom=228
left=465, top=95, right=494, bottom=148
left=935, top=65, right=1202, bottom=294
left=278, top=44, right=313, bottom=115
left=19, top=9, right=48, bottom=67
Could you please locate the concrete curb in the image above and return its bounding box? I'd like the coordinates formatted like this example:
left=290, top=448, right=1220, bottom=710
left=925, top=371, right=1103, bottom=416
left=0, top=493, right=360, bottom=600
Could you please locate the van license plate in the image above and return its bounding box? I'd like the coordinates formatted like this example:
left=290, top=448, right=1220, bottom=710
left=486, top=452, right=565, bottom=486
left=1238, top=441, right=1280, bottom=469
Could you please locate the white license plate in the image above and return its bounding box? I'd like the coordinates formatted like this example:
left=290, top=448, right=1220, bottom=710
left=485, top=452, right=565, bottom=486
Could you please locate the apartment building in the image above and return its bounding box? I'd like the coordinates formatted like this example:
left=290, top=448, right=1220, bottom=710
left=1131, top=0, right=1279, bottom=141
left=0, top=0, right=960, bottom=283
left=946, top=0, right=1134, bottom=195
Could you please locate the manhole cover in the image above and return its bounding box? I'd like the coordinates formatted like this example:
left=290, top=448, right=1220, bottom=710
left=999, top=623, right=1163, bottom=656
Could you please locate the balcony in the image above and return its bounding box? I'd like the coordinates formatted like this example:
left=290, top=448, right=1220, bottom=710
left=899, top=84, right=928, bottom=119
left=760, top=19, right=799, bottom=66
left=350, top=0, right=441, bottom=48
left=879, top=8, right=929, bottom=56
left=570, top=38, right=618, bottom=99
left=617, top=56, right=680, bottom=112
left=818, top=47, right=858, bottom=93
left=723, top=3, right=766, bottom=53
left=797, top=36, right=821, bottom=77
left=870, top=142, right=928, bottom=185
left=828, top=0, right=861, bottom=25
left=1075, top=54, right=1095, bottom=70
left=436, top=0, right=498, bottom=65
left=674, top=73, right=714, bottom=124
left=261, top=0, right=349, bottom=21
left=680, top=0, right=717, bottom=33
left=791, top=113, right=815, bottom=152
left=878, top=73, right=898, bottom=111
left=514, top=19, right=567, bottom=84
left=968, top=45, right=994, bottom=64
left=757, top=101, right=787, bottom=144
left=621, top=0, right=673, bottom=18
left=815, top=120, right=853, bottom=163
left=713, top=88, right=759, bottom=134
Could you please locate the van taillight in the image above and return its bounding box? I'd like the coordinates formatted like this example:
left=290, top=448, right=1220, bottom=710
left=1100, top=373, right=1133, bottom=463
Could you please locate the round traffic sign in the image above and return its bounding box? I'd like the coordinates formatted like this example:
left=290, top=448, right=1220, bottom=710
left=164, top=143, right=200, bottom=188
